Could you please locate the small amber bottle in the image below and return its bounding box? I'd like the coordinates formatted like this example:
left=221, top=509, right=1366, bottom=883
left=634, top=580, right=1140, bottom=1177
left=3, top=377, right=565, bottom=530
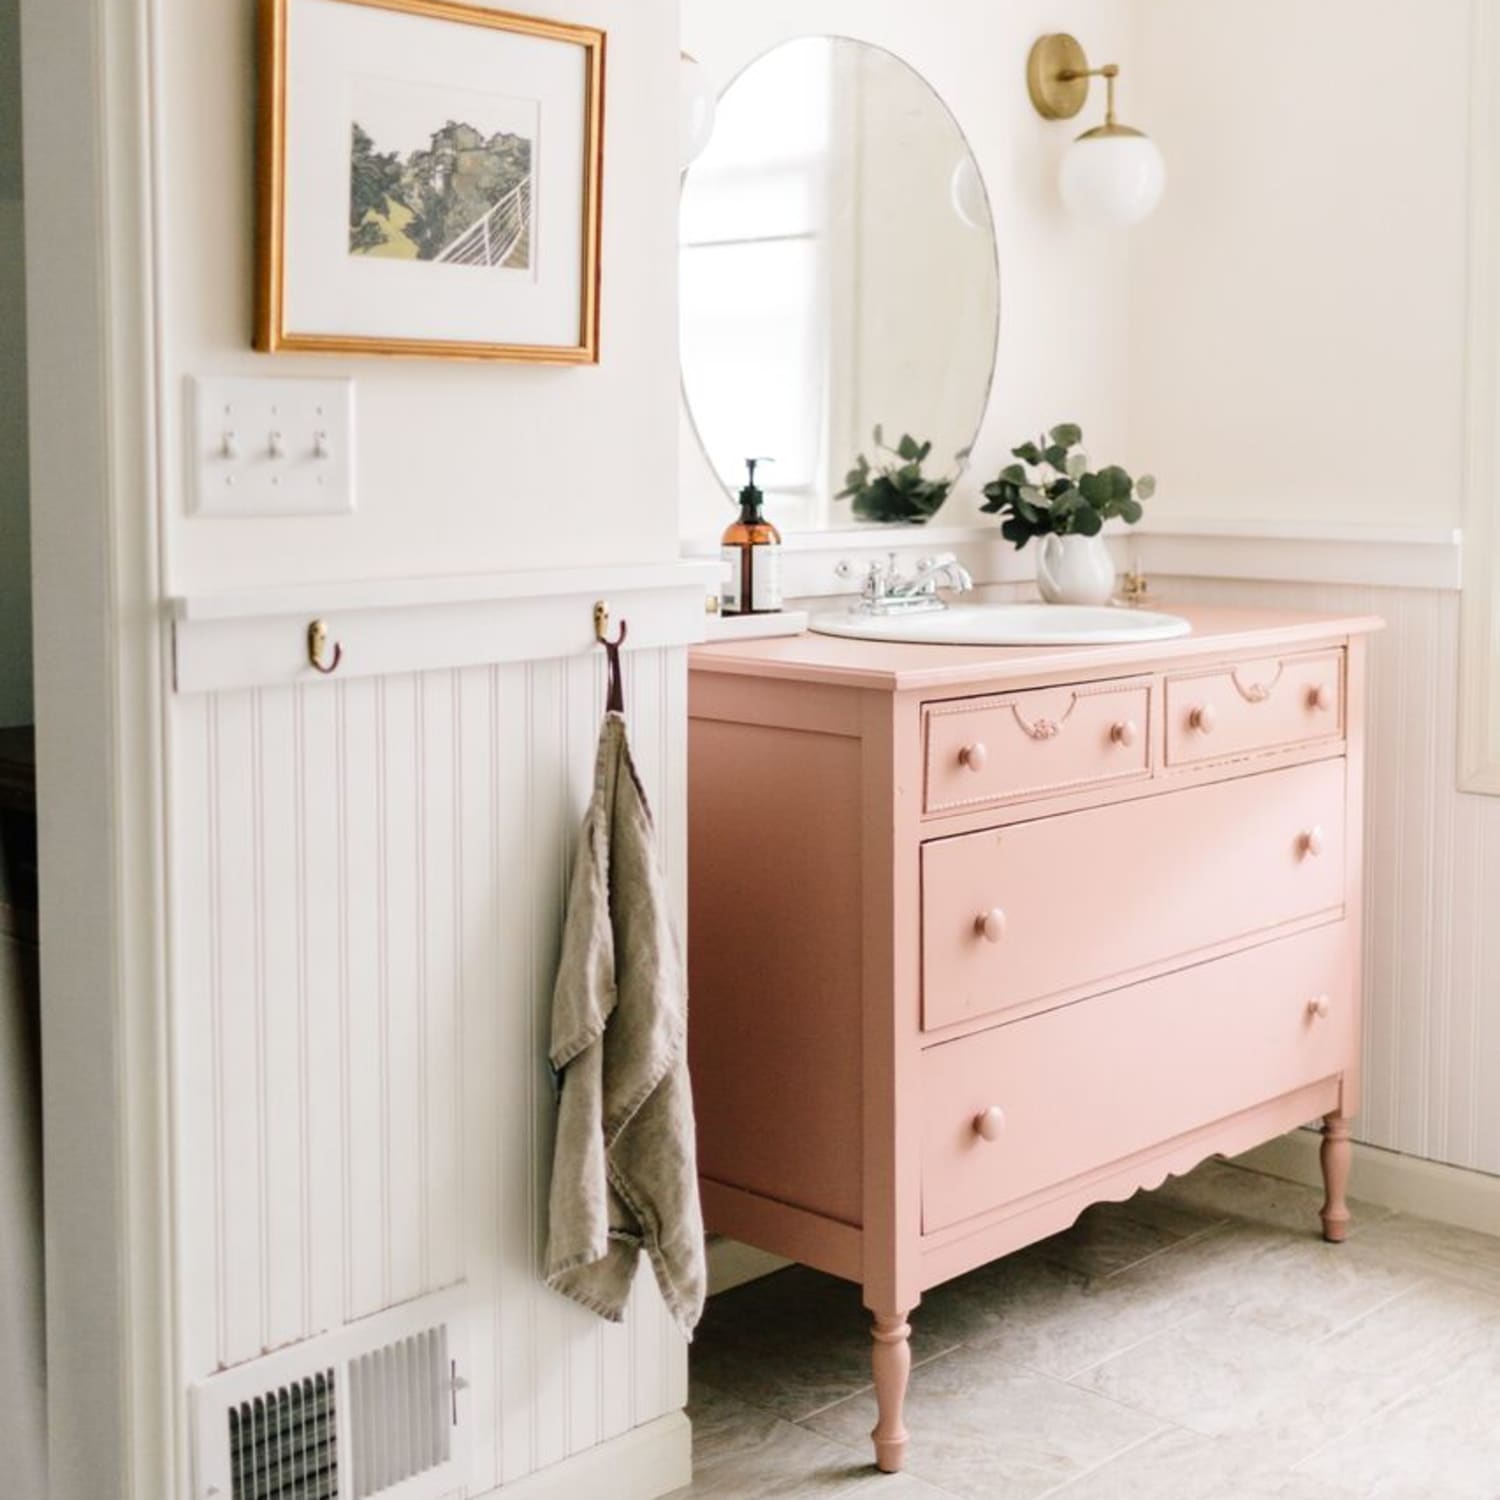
left=721, top=458, right=783, bottom=615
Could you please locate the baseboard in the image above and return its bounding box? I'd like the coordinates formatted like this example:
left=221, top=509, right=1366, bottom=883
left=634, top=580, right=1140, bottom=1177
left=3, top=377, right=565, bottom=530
left=706, top=1234, right=793, bottom=1295
left=1236, top=1130, right=1500, bottom=1237
left=480, top=1412, right=692, bottom=1500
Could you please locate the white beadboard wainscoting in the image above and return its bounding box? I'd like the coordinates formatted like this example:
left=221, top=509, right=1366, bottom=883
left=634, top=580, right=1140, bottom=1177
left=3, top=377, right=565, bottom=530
left=1157, top=573, right=1500, bottom=1180
left=168, top=565, right=714, bottom=1499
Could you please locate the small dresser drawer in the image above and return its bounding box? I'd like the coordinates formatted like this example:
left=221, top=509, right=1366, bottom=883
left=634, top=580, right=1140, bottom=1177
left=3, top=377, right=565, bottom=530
left=920, top=922, right=1352, bottom=1234
left=920, top=757, right=1345, bottom=1032
left=923, top=677, right=1152, bottom=816
left=1165, top=649, right=1343, bottom=768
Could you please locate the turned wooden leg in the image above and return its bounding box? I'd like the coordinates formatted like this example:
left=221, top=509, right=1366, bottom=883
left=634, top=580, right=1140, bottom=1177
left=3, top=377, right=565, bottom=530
left=1320, top=1112, right=1353, bottom=1243
left=870, top=1311, right=912, bottom=1473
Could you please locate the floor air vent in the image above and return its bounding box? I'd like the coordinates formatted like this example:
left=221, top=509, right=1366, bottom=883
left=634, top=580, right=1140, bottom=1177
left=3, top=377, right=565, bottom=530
left=227, top=1371, right=337, bottom=1498
left=194, top=1290, right=468, bottom=1500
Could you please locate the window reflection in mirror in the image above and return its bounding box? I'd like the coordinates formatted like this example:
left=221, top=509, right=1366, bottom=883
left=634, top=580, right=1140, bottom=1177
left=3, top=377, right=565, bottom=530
left=680, top=37, right=999, bottom=533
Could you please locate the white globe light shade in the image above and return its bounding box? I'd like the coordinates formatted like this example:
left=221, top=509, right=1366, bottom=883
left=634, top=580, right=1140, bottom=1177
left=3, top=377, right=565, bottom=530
left=949, top=156, right=991, bottom=232
left=680, top=54, right=717, bottom=167
left=1059, top=131, right=1166, bottom=228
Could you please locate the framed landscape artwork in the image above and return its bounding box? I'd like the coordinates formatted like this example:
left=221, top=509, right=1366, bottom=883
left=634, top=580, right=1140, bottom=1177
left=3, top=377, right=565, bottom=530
left=256, top=0, right=605, bottom=362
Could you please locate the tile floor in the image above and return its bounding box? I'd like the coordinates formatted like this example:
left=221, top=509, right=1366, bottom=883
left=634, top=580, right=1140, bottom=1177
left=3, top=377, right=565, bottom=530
left=669, top=1159, right=1500, bottom=1500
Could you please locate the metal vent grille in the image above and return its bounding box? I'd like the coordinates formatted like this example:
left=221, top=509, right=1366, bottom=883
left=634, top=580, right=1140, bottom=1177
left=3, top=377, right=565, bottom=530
left=348, top=1325, right=451, bottom=1500
left=194, top=1291, right=468, bottom=1500
left=228, top=1369, right=338, bottom=1499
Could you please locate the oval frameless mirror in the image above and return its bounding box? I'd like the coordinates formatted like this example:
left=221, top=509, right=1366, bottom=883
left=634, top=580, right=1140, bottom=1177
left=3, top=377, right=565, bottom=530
left=680, top=37, right=999, bottom=533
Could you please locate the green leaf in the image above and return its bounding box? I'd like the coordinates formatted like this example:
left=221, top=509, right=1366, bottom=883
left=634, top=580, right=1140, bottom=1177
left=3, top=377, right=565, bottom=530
left=1073, top=504, right=1104, bottom=537
left=1044, top=444, right=1070, bottom=471
left=1136, top=474, right=1157, bottom=500
left=1066, top=451, right=1088, bottom=480
left=1019, top=485, right=1045, bottom=506
left=1117, top=497, right=1144, bottom=524
left=1049, top=422, right=1083, bottom=448
left=1078, top=471, right=1110, bottom=504
left=1047, top=477, right=1074, bottom=500
left=1000, top=517, right=1034, bottom=548
left=897, top=433, right=921, bottom=462
left=998, top=462, right=1027, bottom=484
left=1012, top=441, right=1042, bottom=465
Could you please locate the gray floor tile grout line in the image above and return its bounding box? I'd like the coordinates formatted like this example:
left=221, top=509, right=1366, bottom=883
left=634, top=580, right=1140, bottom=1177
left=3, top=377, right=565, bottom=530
left=1286, top=1352, right=1456, bottom=1478
left=1311, top=1277, right=1427, bottom=1346
left=1029, top=1421, right=1180, bottom=1499
left=1091, top=1217, right=1235, bottom=1281
left=1057, top=1305, right=1206, bottom=1381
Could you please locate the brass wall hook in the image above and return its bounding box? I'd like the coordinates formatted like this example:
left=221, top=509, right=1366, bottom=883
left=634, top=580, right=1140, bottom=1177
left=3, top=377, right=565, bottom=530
left=594, top=599, right=628, bottom=714
left=307, top=618, right=343, bottom=675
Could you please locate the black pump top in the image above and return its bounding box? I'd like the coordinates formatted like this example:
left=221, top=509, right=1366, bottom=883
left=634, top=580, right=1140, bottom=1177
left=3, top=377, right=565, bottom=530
left=739, top=457, right=773, bottom=520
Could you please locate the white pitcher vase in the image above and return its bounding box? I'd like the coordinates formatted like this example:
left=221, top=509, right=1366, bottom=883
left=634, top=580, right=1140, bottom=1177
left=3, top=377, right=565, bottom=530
left=1036, top=533, right=1116, bottom=606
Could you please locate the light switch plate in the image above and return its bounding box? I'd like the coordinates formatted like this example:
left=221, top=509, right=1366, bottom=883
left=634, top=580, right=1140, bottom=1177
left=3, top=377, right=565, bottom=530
left=190, top=375, right=355, bottom=517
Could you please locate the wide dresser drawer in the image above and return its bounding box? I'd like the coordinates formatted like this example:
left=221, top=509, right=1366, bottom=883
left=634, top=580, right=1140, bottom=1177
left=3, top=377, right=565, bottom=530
left=920, top=922, right=1352, bottom=1234
left=923, top=676, right=1152, bottom=816
left=921, top=757, right=1345, bottom=1032
left=1164, top=648, right=1344, bottom=768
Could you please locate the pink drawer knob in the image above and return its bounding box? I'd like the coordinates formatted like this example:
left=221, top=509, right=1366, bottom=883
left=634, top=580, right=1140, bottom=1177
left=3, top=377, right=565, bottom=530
left=959, top=741, right=989, bottom=773
left=1307, top=995, right=1332, bottom=1020
left=973, top=1106, right=1007, bottom=1142
left=1301, top=826, right=1326, bottom=858
left=1111, top=720, right=1138, bottom=748
left=1189, top=704, right=1217, bottom=734
left=1309, top=683, right=1334, bottom=712
left=975, top=908, right=1007, bottom=944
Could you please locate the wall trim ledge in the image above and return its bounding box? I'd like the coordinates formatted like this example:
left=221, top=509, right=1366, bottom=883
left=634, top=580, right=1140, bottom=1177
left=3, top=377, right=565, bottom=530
left=475, top=1412, right=692, bottom=1500
left=686, top=521, right=1462, bottom=601
left=1237, top=1131, right=1500, bottom=1239
left=171, top=560, right=723, bottom=693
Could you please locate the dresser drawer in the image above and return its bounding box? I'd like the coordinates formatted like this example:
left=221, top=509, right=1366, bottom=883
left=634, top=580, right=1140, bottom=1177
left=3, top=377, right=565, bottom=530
left=923, top=677, right=1151, bottom=816
left=1165, top=649, right=1343, bottom=768
left=920, top=922, right=1352, bottom=1234
left=920, top=758, right=1345, bottom=1032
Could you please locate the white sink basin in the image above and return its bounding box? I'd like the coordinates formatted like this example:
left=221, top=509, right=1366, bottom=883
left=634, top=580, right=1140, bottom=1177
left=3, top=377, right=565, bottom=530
left=807, top=603, right=1193, bottom=647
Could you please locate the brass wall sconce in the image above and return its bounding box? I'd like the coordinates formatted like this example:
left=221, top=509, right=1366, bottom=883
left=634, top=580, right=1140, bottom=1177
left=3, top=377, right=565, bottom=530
left=1026, top=34, right=1166, bottom=228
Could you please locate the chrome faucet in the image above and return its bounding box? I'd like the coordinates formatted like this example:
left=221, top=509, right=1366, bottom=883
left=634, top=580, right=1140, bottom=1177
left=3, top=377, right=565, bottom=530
left=847, top=552, right=975, bottom=616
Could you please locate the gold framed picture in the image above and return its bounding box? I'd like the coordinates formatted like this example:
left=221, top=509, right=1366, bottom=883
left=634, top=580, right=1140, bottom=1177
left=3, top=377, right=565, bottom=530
left=255, top=0, right=605, bottom=363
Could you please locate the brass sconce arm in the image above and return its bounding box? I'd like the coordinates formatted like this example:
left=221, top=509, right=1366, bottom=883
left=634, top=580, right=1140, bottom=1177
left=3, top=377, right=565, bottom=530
left=1028, top=37, right=1143, bottom=139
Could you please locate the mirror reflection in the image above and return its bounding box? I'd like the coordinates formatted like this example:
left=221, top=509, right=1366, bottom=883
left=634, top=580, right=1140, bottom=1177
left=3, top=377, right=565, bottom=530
left=680, top=37, right=1000, bottom=532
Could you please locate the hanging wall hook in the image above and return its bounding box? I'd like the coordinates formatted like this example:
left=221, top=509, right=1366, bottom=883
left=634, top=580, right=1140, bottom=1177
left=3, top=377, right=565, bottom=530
left=307, top=618, right=343, bottom=675
left=593, top=599, right=628, bottom=714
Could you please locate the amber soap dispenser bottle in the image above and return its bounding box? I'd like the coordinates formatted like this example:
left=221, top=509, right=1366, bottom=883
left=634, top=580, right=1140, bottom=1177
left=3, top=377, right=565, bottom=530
left=721, top=457, right=783, bottom=615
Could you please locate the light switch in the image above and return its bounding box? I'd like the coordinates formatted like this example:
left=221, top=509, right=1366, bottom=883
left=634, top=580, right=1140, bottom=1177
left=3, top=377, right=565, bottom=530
left=190, top=375, right=355, bottom=517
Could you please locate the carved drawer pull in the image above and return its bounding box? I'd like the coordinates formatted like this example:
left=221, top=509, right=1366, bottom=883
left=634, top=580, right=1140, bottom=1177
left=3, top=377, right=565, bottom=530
left=1307, top=995, right=1332, bottom=1020
left=959, top=742, right=989, bottom=773
left=1110, top=720, right=1138, bottom=748
left=975, top=908, right=1007, bottom=944
left=1189, top=704, right=1217, bottom=734
left=973, top=1106, right=1007, bottom=1142
left=1309, top=683, right=1334, bottom=712
left=1301, top=826, right=1326, bottom=859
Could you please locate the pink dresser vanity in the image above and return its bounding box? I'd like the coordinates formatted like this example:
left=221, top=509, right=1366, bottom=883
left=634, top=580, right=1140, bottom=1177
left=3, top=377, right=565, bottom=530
left=686, top=605, right=1380, bottom=1473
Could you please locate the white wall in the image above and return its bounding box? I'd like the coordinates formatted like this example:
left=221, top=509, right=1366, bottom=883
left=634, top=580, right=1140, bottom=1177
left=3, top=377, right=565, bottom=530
left=172, top=646, right=690, bottom=1491
left=1128, top=2, right=1500, bottom=1178
left=0, top=0, right=30, bottom=726
left=679, top=0, right=1137, bottom=546
left=144, top=2, right=693, bottom=1495
left=161, top=0, right=682, bottom=594
left=1127, top=0, right=1472, bottom=529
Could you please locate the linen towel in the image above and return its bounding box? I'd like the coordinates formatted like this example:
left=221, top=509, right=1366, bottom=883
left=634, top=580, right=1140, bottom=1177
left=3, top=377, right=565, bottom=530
left=544, top=711, right=706, bottom=1338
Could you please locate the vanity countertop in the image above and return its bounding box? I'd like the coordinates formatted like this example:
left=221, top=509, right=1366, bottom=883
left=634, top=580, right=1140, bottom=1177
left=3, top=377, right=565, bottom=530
left=689, top=604, right=1384, bottom=693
